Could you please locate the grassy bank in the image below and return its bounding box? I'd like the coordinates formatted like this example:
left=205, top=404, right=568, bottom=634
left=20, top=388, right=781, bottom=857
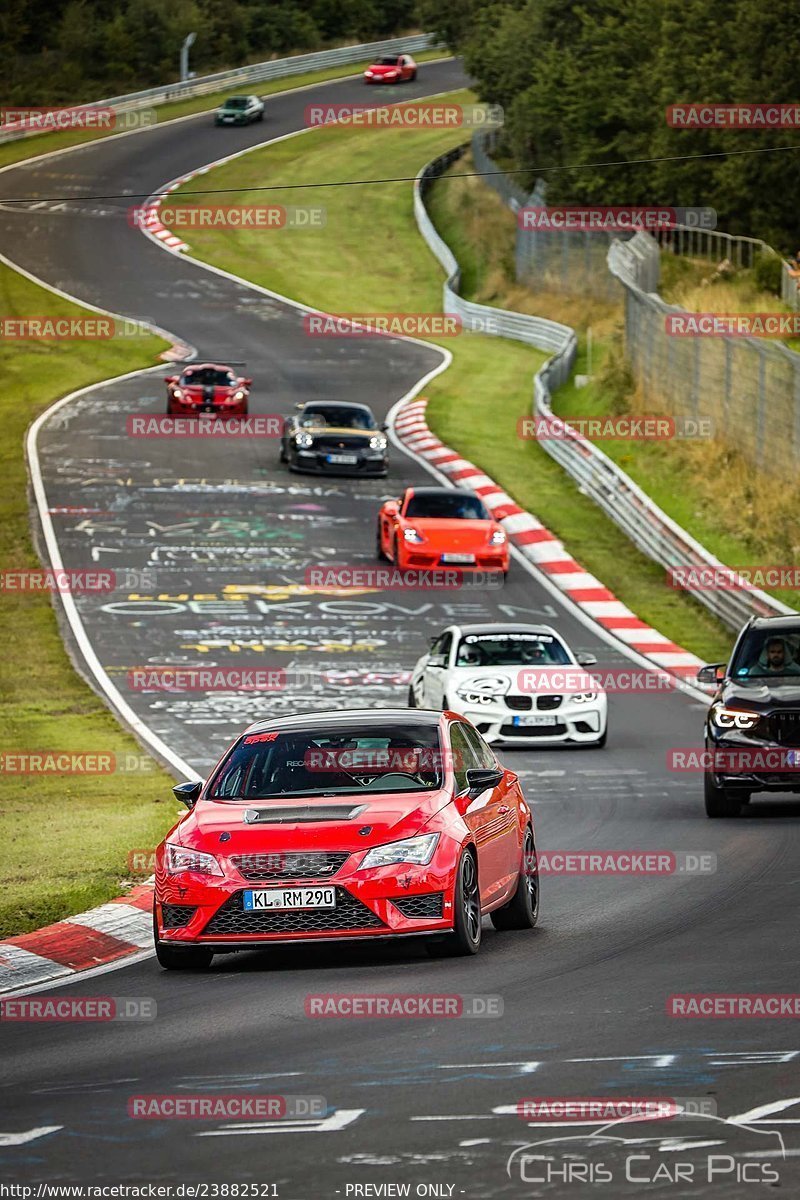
left=0, top=265, right=178, bottom=936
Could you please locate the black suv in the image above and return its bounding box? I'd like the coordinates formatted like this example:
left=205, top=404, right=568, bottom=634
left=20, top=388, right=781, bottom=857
left=699, top=615, right=800, bottom=817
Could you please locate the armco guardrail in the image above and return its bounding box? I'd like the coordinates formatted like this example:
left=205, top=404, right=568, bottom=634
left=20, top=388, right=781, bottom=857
left=414, top=135, right=793, bottom=629
left=0, top=34, right=440, bottom=146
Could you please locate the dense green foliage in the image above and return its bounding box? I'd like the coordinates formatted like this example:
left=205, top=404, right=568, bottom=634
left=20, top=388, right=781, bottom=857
left=419, top=0, right=800, bottom=249
left=1, top=0, right=417, bottom=103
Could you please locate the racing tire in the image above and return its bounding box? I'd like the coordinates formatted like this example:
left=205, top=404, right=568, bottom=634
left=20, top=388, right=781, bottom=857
left=279, top=440, right=288, bottom=463
left=409, top=70, right=417, bottom=81
left=426, top=850, right=481, bottom=957
left=704, top=770, right=742, bottom=818
left=490, top=827, right=539, bottom=931
left=377, top=523, right=388, bottom=560
left=591, top=729, right=608, bottom=749
left=257, top=110, right=264, bottom=122
left=407, top=684, right=417, bottom=707
left=153, top=911, right=214, bottom=970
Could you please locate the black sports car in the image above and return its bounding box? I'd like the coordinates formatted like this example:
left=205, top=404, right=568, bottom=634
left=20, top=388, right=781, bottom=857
left=280, top=400, right=388, bottom=476
left=699, top=615, right=800, bottom=817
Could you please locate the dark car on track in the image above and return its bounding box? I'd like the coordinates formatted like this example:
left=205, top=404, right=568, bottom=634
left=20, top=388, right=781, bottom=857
left=280, top=400, right=388, bottom=475
left=214, top=95, right=264, bottom=125
left=699, top=615, right=800, bottom=816
left=153, top=708, right=538, bottom=969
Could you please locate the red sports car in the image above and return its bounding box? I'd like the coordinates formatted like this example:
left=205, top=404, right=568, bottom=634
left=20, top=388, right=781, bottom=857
left=363, top=54, right=417, bottom=84
left=165, top=363, right=251, bottom=417
left=153, top=709, right=538, bottom=968
left=377, top=486, right=510, bottom=575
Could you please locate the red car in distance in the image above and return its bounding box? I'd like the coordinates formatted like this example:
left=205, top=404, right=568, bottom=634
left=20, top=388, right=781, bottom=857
left=363, top=54, right=418, bottom=84
left=377, top=486, right=510, bottom=576
left=153, top=709, right=538, bottom=969
left=165, top=363, right=251, bottom=417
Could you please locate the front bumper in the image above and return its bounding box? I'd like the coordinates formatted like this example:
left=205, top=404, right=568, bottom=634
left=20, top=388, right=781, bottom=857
left=706, top=731, right=800, bottom=792
left=397, top=547, right=510, bottom=573
left=457, top=697, right=607, bottom=745
left=291, top=448, right=387, bottom=475
left=155, top=849, right=456, bottom=947
left=167, top=400, right=248, bottom=418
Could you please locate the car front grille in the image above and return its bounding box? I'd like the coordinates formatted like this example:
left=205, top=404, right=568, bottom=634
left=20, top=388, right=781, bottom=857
left=230, top=851, right=350, bottom=881
left=537, top=694, right=564, bottom=710
left=768, top=710, right=800, bottom=747
left=202, top=888, right=384, bottom=936
left=313, top=436, right=369, bottom=452
left=500, top=722, right=567, bottom=738
left=391, top=893, right=444, bottom=919
left=505, top=695, right=532, bottom=711
left=161, top=904, right=197, bottom=929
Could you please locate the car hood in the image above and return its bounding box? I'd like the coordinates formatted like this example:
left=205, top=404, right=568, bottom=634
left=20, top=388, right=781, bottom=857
left=405, top=518, right=497, bottom=550
left=366, top=65, right=399, bottom=74
left=304, top=425, right=374, bottom=438
left=446, top=663, right=587, bottom=695
left=722, top=678, right=800, bottom=709
left=177, top=790, right=449, bottom=853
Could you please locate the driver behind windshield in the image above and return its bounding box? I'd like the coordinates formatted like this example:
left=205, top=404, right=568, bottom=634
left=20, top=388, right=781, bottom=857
left=755, top=636, right=800, bottom=676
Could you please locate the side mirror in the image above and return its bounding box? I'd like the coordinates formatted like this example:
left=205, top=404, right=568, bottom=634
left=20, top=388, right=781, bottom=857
left=381, top=422, right=389, bottom=431
left=164, top=375, right=178, bottom=384
left=173, top=780, right=203, bottom=809
left=243, top=378, right=253, bottom=386
left=295, top=401, right=305, bottom=409
left=576, top=652, right=597, bottom=667
left=697, top=663, right=726, bottom=685
left=428, top=654, right=447, bottom=668
left=465, top=767, right=504, bottom=797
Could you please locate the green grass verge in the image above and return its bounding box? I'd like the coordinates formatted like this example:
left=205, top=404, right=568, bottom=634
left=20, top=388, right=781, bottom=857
left=0, top=50, right=446, bottom=172
left=0, top=265, right=179, bottom=937
left=163, top=95, right=734, bottom=663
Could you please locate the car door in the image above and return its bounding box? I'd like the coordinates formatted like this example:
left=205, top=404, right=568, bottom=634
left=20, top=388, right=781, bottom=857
left=424, top=632, right=453, bottom=707
left=462, top=723, right=521, bottom=898
left=449, top=722, right=505, bottom=903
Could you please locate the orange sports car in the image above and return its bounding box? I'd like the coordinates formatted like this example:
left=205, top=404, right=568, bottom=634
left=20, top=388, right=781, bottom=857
left=377, top=487, right=509, bottom=576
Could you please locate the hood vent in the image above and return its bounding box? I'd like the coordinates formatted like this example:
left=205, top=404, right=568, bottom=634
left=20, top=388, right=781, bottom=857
left=242, top=803, right=367, bottom=825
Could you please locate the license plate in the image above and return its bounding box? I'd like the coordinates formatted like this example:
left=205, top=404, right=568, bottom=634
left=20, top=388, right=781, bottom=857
left=441, top=552, right=475, bottom=565
left=787, top=750, right=800, bottom=767
left=243, top=887, right=336, bottom=911
left=326, top=454, right=358, bottom=465
left=512, top=714, right=559, bottom=727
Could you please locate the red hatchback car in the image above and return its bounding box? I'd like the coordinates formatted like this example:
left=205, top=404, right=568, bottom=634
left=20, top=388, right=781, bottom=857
left=377, top=486, right=510, bottom=576
left=165, top=363, right=251, bottom=417
left=153, top=709, right=538, bottom=969
left=363, top=54, right=418, bottom=84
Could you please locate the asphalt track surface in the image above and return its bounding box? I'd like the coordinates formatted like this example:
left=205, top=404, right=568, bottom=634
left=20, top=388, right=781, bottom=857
left=1, top=60, right=799, bottom=1196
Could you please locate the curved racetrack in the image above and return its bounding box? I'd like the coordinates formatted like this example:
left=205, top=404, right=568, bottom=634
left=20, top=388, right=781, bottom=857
left=0, top=60, right=798, bottom=1195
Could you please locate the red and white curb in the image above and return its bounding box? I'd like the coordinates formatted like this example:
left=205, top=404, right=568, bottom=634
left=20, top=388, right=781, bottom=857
left=138, top=176, right=195, bottom=253
left=393, top=397, right=705, bottom=680
left=0, top=884, right=154, bottom=996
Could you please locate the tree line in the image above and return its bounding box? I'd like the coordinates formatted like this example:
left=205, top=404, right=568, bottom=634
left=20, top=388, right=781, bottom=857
left=1, top=0, right=417, bottom=104
left=420, top=0, right=800, bottom=251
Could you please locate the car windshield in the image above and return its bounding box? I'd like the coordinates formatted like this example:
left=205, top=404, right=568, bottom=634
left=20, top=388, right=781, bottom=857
left=181, top=368, right=236, bottom=386
left=456, top=631, right=572, bottom=667
left=208, top=723, right=445, bottom=800
left=223, top=97, right=248, bottom=109
left=405, top=493, right=489, bottom=520
left=377, top=58, right=401, bottom=65
left=300, top=406, right=376, bottom=430
left=730, top=627, right=800, bottom=678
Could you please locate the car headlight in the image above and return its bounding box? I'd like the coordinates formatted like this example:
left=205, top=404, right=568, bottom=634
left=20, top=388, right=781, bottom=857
left=172, top=387, right=183, bottom=400
left=402, top=527, right=425, bottom=543
left=456, top=675, right=510, bottom=706
left=360, top=833, right=439, bottom=870
left=232, top=389, right=246, bottom=401
left=489, top=529, right=507, bottom=545
left=295, top=431, right=314, bottom=448
left=386, top=72, right=398, bottom=78
left=365, top=71, right=374, bottom=77
left=710, top=704, right=760, bottom=730
left=369, top=434, right=387, bottom=451
left=165, top=842, right=224, bottom=877
left=570, top=691, right=598, bottom=704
